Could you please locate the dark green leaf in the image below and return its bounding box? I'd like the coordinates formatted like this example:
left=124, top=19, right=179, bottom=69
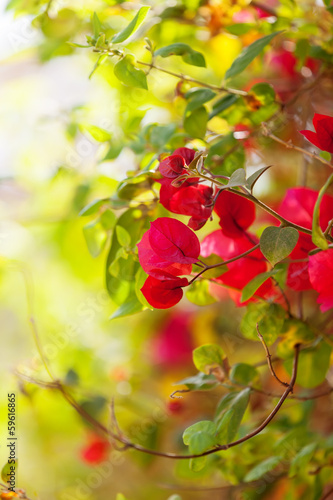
left=110, top=293, right=145, bottom=319
left=241, top=269, right=279, bottom=303
left=289, top=443, right=317, bottom=477
left=175, top=372, right=219, bottom=391
left=215, top=388, right=250, bottom=443
left=185, top=88, right=216, bottom=113
left=209, top=94, right=239, bottom=120
left=114, top=55, right=148, bottom=89
left=225, top=31, right=283, bottom=80
left=112, top=6, right=150, bottom=44
left=155, top=43, right=206, bottom=67
left=260, top=226, right=299, bottom=266
left=188, top=431, right=215, bottom=454
left=246, top=166, right=272, bottom=192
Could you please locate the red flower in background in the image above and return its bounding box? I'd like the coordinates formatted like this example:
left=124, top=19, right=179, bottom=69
left=151, top=313, right=193, bottom=366
left=138, top=218, right=200, bottom=309
left=309, top=249, right=333, bottom=312
left=214, top=190, right=256, bottom=238
left=300, top=114, right=333, bottom=153
left=201, top=230, right=272, bottom=304
left=157, top=147, right=214, bottom=230
left=81, top=435, right=110, bottom=465
left=279, top=187, right=333, bottom=291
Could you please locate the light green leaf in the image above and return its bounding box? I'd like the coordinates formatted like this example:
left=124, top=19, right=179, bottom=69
left=312, top=173, right=333, bottom=250
left=110, top=292, right=144, bottom=319
left=186, top=280, right=216, bottom=306
left=184, top=106, right=208, bottom=139
left=229, top=363, right=259, bottom=385
left=189, top=456, right=207, bottom=471
left=284, top=341, right=331, bottom=389
left=80, top=123, right=111, bottom=142
left=92, top=12, right=101, bottom=40
left=188, top=431, right=215, bottom=454
left=114, top=55, right=148, bottom=89
left=155, top=43, right=206, bottom=67
left=79, top=198, right=109, bottom=216
left=223, top=168, right=246, bottom=189
left=225, top=31, right=283, bottom=80
left=244, top=456, right=281, bottom=482
left=116, top=225, right=131, bottom=247
left=241, top=302, right=286, bottom=345
left=83, top=218, right=107, bottom=257
left=112, top=6, right=150, bottom=44
left=192, top=344, right=224, bottom=374
left=183, top=420, right=216, bottom=445
left=1, top=459, right=18, bottom=484
left=260, top=226, right=299, bottom=266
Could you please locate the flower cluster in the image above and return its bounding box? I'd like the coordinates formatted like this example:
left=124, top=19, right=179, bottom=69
left=158, top=147, right=214, bottom=230
left=137, top=131, right=333, bottom=311
left=138, top=217, right=200, bottom=308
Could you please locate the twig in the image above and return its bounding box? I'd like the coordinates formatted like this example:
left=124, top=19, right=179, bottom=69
left=256, top=324, right=289, bottom=388
left=16, top=345, right=301, bottom=460
left=262, top=123, right=333, bottom=170
left=170, top=389, right=190, bottom=399
left=321, top=486, right=333, bottom=500
left=189, top=244, right=260, bottom=284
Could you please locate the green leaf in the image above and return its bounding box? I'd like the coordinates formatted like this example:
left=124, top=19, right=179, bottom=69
left=184, top=106, right=208, bottom=139
left=312, top=173, right=333, bottom=250
left=260, top=226, right=299, bottom=266
left=223, top=168, right=246, bottom=189
left=92, top=12, right=101, bottom=40
left=83, top=218, right=107, bottom=257
left=112, top=6, right=150, bottom=44
left=249, top=83, right=276, bottom=105
left=209, top=94, right=239, bottom=119
left=186, top=280, right=216, bottom=306
left=110, top=293, right=144, bottom=319
left=289, top=443, right=317, bottom=478
left=79, top=123, right=111, bottom=142
left=89, top=53, right=108, bottom=79
left=79, top=198, right=109, bottom=216
left=188, top=431, right=215, bottom=454
left=225, top=31, right=283, bottom=80
left=1, top=459, right=18, bottom=484
left=225, top=23, right=254, bottom=36
left=155, top=43, right=206, bottom=67
left=284, top=341, right=332, bottom=389
left=185, top=88, right=216, bottom=113
left=215, top=388, right=250, bottom=443
left=246, top=166, right=272, bottom=192
left=244, top=456, right=281, bottom=482
left=241, top=302, right=286, bottom=345
left=116, top=225, right=131, bottom=247
left=241, top=269, right=279, bottom=303
left=197, top=254, right=226, bottom=279
left=175, top=372, right=219, bottom=391
left=192, top=344, right=224, bottom=374
left=189, top=456, right=207, bottom=471
left=229, top=363, right=259, bottom=385
left=117, top=172, right=155, bottom=200
left=183, top=420, right=216, bottom=445
left=114, top=55, right=148, bottom=90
